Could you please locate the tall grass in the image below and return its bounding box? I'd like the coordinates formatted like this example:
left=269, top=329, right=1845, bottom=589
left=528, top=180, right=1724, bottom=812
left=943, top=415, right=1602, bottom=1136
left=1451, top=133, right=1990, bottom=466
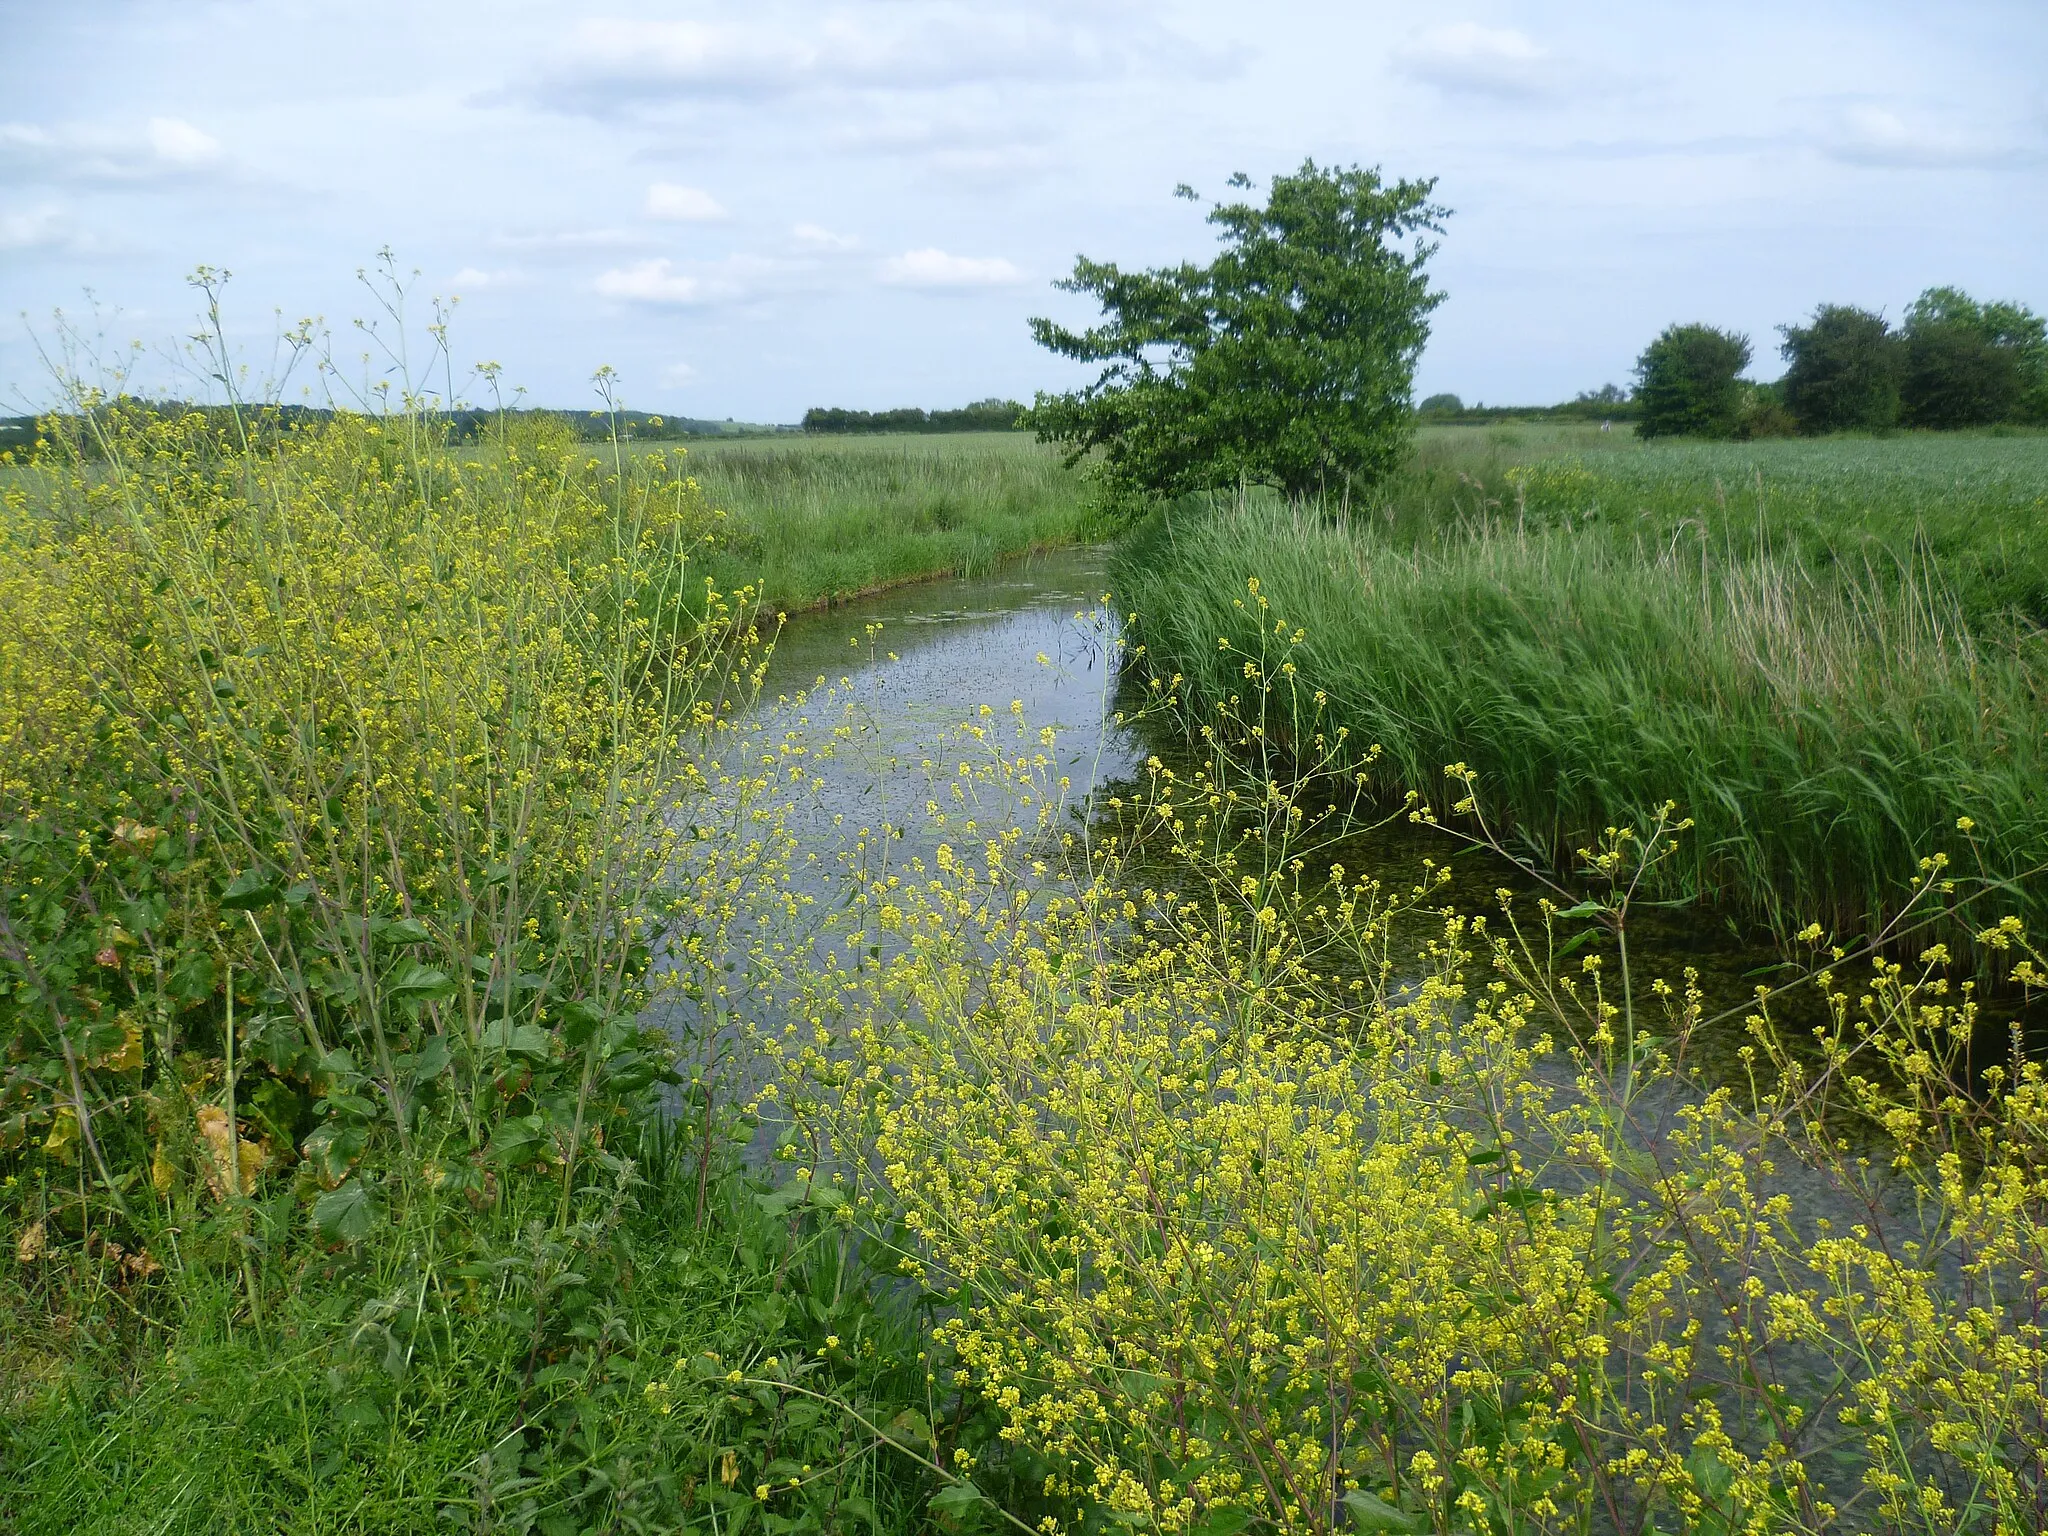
left=1116, top=499, right=2048, bottom=945
left=669, top=432, right=1097, bottom=612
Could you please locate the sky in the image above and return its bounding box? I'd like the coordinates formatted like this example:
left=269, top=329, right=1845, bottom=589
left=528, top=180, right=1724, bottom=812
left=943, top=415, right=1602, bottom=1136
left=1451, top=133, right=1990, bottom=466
left=3, top=0, right=2044, bottom=421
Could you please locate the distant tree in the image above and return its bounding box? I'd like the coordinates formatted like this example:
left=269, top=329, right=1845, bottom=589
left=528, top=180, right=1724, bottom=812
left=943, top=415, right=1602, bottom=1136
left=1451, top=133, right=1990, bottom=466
left=1899, top=287, right=2046, bottom=428
left=1417, top=392, right=1464, bottom=416
left=1026, top=160, right=1447, bottom=508
left=1633, top=324, right=1752, bottom=438
left=1777, top=304, right=1901, bottom=433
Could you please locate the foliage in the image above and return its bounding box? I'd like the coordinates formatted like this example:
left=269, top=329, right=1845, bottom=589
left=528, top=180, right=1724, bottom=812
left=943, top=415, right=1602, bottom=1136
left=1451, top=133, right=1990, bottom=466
left=1026, top=161, right=1446, bottom=508
left=763, top=677, right=2048, bottom=1535
left=4, top=1117, right=934, bottom=1534
left=1416, top=393, right=1464, bottom=417
left=1778, top=305, right=1902, bottom=433
left=1113, top=495, right=2048, bottom=950
left=1633, top=323, right=1752, bottom=439
left=802, top=401, right=1027, bottom=435
left=1900, top=286, right=2048, bottom=429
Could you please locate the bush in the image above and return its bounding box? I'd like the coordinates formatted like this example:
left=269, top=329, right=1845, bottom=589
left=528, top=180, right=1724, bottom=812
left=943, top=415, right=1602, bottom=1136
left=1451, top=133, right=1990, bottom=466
left=1900, top=286, right=2048, bottom=428
left=1633, top=322, right=1752, bottom=438
left=1778, top=303, right=1901, bottom=432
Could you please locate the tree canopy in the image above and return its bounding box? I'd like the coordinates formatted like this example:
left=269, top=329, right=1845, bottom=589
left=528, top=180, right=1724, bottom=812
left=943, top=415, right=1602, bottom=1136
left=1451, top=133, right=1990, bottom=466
left=1779, top=304, right=1901, bottom=433
left=1634, top=324, right=1752, bottom=439
left=1025, top=161, right=1447, bottom=507
left=1900, top=287, right=2047, bottom=428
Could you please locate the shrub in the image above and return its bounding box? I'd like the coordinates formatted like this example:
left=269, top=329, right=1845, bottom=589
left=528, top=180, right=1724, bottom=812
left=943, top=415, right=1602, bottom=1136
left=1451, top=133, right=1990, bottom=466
left=1778, top=303, right=1902, bottom=433
left=1633, top=323, right=1751, bottom=438
left=1900, top=286, right=2048, bottom=428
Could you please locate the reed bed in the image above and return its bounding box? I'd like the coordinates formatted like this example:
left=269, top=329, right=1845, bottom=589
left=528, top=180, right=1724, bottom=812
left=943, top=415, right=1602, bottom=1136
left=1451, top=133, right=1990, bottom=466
left=1116, top=497, right=2048, bottom=944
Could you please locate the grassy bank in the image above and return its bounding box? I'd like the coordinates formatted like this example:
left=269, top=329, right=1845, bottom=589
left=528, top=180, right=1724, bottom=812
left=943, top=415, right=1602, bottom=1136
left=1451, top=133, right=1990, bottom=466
left=664, top=432, right=1097, bottom=613
left=1117, top=436, right=2048, bottom=946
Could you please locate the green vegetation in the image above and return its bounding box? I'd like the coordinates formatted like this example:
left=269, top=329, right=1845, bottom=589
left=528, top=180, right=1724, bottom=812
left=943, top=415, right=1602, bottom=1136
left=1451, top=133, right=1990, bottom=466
left=800, top=400, right=1024, bottom=434
left=1633, top=322, right=1753, bottom=439
left=1778, top=304, right=1902, bottom=433
left=1118, top=432, right=2048, bottom=945
left=674, top=430, right=1096, bottom=612
left=1027, top=162, right=1445, bottom=508
left=6, top=386, right=2048, bottom=1535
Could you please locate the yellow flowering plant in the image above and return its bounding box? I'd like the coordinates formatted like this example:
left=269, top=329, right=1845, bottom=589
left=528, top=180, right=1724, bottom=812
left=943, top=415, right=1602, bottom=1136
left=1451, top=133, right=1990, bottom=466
left=0, top=357, right=786, bottom=1247
left=751, top=610, right=2046, bottom=1535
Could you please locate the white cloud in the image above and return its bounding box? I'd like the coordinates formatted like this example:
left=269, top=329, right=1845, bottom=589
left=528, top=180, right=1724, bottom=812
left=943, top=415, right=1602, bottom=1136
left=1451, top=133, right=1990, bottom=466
left=519, top=8, right=1221, bottom=116
left=792, top=222, right=857, bottom=250
left=0, top=205, right=88, bottom=252
left=879, top=247, right=1024, bottom=288
left=645, top=182, right=727, bottom=221
left=146, top=116, right=223, bottom=167
left=451, top=266, right=527, bottom=291
left=596, top=257, right=704, bottom=304
left=1826, top=104, right=2037, bottom=169
left=661, top=361, right=697, bottom=385
left=1393, top=24, right=1558, bottom=100
left=0, top=117, right=224, bottom=183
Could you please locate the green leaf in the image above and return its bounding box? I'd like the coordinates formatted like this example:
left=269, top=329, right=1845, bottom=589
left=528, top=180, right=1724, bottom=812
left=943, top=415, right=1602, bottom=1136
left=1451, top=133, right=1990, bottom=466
left=928, top=1482, right=986, bottom=1518
left=220, top=868, right=282, bottom=910
left=481, top=1018, right=550, bottom=1058
left=312, top=1178, right=378, bottom=1243
left=388, top=961, right=456, bottom=1002
left=1192, top=1507, right=1253, bottom=1536
left=884, top=1408, right=933, bottom=1450
left=1341, top=1490, right=1417, bottom=1533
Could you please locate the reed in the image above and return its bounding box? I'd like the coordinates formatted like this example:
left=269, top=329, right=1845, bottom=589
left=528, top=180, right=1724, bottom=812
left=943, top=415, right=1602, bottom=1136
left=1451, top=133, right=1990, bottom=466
left=1115, top=495, right=2048, bottom=945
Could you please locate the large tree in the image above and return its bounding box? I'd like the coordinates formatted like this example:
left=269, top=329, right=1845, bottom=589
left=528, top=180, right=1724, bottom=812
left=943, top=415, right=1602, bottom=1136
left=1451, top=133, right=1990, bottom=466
left=1633, top=324, right=1752, bottom=438
left=1778, top=304, right=1901, bottom=433
left=1025, top=162, right=1447, bottom=508
left=1899, top=286, right=2046, bottom=428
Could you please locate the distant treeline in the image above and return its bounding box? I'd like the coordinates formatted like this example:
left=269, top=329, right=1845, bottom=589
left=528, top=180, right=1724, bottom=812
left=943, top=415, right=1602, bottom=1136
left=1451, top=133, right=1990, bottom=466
left=801, top=399, right=1025, bottom=434
left=1419, top=286, right=2048, bottom=440
left=1416, top=385, right=1637, bottom=425
left=0, top=402, right=794, bottom=457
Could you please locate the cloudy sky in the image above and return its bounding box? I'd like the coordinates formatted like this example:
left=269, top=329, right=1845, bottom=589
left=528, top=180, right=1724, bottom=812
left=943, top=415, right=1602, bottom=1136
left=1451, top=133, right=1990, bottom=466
left=4, top=1, right=2044, bottom=420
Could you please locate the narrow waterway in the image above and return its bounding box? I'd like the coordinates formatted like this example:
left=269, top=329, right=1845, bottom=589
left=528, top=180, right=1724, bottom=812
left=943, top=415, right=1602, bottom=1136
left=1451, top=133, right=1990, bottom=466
left=731, top=545, right=1853, bottom=1071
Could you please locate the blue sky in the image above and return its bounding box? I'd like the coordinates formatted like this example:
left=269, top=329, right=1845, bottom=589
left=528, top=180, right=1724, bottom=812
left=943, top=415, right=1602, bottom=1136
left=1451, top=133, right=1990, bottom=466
left=4, top=1, right=2044, bottom=421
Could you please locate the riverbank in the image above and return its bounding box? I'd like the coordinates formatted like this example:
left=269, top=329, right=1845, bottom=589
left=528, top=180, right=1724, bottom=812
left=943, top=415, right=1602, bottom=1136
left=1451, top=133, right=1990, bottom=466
left=1117, top=434, right=2048, bottom=952
left=667, top=431, right=1103, bottom=613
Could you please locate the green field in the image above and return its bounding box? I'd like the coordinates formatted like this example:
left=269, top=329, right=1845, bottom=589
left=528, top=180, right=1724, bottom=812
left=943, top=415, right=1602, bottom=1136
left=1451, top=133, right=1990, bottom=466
left=1120, top=429, right=2048, bottom=948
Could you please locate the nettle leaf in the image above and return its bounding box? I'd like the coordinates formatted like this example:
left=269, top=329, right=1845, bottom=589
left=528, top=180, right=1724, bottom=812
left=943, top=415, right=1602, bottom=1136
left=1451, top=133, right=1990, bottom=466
left=220, top=868, right=283, bottom=910
left=312, top=1178, right=378, bottom=1243
left=1341, top=1490, right=1417, bottom=1533
left=388, top=961, right=456, bottom=1003
left=482, top=1019, right=551, bottom=1059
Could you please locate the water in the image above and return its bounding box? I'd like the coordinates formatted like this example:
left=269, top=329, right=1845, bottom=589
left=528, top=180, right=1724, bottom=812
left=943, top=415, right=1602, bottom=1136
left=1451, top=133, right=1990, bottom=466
left=738, top=547, right=1840, bottom=1070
